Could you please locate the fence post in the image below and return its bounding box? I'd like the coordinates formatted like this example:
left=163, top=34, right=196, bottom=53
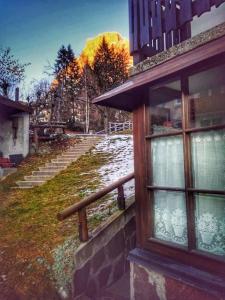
left=78, top=208, right=89, bottom=242
left=117, top=185, right=125, bottom=210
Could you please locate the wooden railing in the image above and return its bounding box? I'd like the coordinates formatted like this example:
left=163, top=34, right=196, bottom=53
left=57, top=172, right=135, bottom=242
left=109, top=122, right=133, bottom=134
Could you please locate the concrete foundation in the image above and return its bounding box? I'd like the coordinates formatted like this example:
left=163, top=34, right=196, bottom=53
left=72, top=198, right=136, bottom=299
left=129, top=249, right=225, bottom=300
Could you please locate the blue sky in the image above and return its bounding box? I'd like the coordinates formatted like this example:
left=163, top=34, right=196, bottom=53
left=0, top=0, right=129, bottom=88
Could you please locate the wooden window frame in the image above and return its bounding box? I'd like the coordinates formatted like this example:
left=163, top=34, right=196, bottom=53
left=138, top=57, right=225, bottom=278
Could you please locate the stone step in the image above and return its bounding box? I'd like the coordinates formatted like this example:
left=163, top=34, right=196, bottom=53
left=71, top=143, right=96, bottom=147
left=46, top=162, right=70, bottom=168
left=52, top=158, right=75, bottom=163
left=16, top=180, right=45, bottom=187
left=63, top=152, right=83, bottom=156
left=60, top=152, right=79, bottom=158
left=39, top=166, right=65, bottom=172
left=12, top=186, right=33, bottom=190
left=74, top=145, right=91, bottom=147
left=32, top=170, right=59, bottom=176
left=60, top=154, right=78, bottom=158
left=68, top=147, right=90, bottom=150
left=67, top=150, right=89, bottom=154
left=65, top=151, right=87, bottom=155
left=25, top=175, right=52, bottom=181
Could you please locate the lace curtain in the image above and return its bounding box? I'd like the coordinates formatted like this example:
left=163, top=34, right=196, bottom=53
left=154, top=191, right=188, bottom=246
left=152, top=136, right=187, bottom=245
left=152, top=131, right=225, bottom=255
left=191, top=130, right=225, bottom=190
left=151, top=136, right=185, bottom=188
left=196, top=194, right=225, bottom=255
left=192, top=130, right=225, bottom=255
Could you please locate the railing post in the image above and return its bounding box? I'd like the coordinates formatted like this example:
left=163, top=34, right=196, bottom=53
left=117, top=185, right=125, bottom=210
left=78, top=208, right=89, bottom=242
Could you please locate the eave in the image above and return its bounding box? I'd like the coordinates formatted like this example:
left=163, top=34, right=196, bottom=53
left=93, top=31, right=225, bottom=112
left=0, top=95, right=31, bottom=114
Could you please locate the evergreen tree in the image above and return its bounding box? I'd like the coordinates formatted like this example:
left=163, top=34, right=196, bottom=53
left=92, top=37, right=115, bottom=93
left=54, top=44, right=75, bottom=79
left=92, top=37, right=129, bottom=132
left=93, top=37, right=129, bottom=94
left=52, top=45, right=83, bottom=123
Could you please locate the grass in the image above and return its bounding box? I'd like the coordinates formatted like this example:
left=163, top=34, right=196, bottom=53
left=0, top=138, right=111, bottom=300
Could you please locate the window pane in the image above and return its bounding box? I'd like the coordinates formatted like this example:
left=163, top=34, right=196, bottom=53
left=188, top=64, right=225, bottom=128
left=191, top=130, right=225, bottom=191
left=153, top=191, right=188, bottom=246
left=149, top=79, right=182, bottom=134
left=151, top=136, right=185, bottom=188
left=195, top=194, right=225, bottom=256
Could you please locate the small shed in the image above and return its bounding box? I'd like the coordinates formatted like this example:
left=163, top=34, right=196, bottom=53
left=0, top=95, right=30, bottom=167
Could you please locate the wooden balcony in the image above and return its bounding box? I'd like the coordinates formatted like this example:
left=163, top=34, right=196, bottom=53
left=129, top=0, right=225, bottom=64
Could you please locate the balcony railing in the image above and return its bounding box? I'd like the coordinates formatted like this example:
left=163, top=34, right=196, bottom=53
left=129, top=0, right=225, bottom=64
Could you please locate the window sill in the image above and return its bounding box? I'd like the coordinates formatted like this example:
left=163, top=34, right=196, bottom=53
left=128, top=248, right=225, bottom=297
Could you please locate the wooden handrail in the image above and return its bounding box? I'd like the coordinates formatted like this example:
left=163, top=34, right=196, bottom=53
left=57, top=172, right=134, bottom=242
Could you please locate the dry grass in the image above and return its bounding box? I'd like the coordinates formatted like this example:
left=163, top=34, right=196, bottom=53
left=0, top=138, right=110, bottom=299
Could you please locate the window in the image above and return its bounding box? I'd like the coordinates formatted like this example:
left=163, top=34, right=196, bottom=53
left=145, top=62, right=225, bottom=275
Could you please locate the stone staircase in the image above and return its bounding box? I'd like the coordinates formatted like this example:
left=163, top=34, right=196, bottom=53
left=16, top=137, right=101, bottom=189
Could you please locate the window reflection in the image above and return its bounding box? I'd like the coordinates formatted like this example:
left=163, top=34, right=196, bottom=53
left=191, top=130, right=225, bottom=191
left=188, top=65, right=225, bottom=128
left=149, top=80, right=182, bottom=134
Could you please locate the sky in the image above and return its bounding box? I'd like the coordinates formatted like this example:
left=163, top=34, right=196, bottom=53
left=0, top=0, right=129, bottom=90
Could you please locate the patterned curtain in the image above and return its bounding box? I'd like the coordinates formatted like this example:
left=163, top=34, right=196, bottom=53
left=192, top=130, right=225, bottom=255
left=191, top=130, right=225, bottom=190
left=152, top=131, right=225, bottom=255
left=154, top=191, right=188, bottom=246
left=152, top=136, right=187, bottom=245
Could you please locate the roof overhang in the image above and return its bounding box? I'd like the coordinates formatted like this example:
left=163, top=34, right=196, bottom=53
left=0, top=95, right=31, bottom=114
left=93, top=34, right=225, bottom=112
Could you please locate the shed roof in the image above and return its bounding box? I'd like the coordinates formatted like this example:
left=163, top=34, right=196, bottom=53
left=0, top=95, right=31, bottom=114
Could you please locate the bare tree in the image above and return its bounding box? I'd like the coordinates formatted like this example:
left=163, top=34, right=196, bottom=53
left=0, top=47, right=30, bottom=97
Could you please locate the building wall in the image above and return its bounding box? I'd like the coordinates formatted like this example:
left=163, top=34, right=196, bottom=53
left=130, top=263, right=223, bottom=300
left=0, top=109, right=29, bottom=159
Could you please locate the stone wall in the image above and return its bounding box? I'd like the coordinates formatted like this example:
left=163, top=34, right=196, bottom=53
left=72, top=198, right=136, bottom=299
